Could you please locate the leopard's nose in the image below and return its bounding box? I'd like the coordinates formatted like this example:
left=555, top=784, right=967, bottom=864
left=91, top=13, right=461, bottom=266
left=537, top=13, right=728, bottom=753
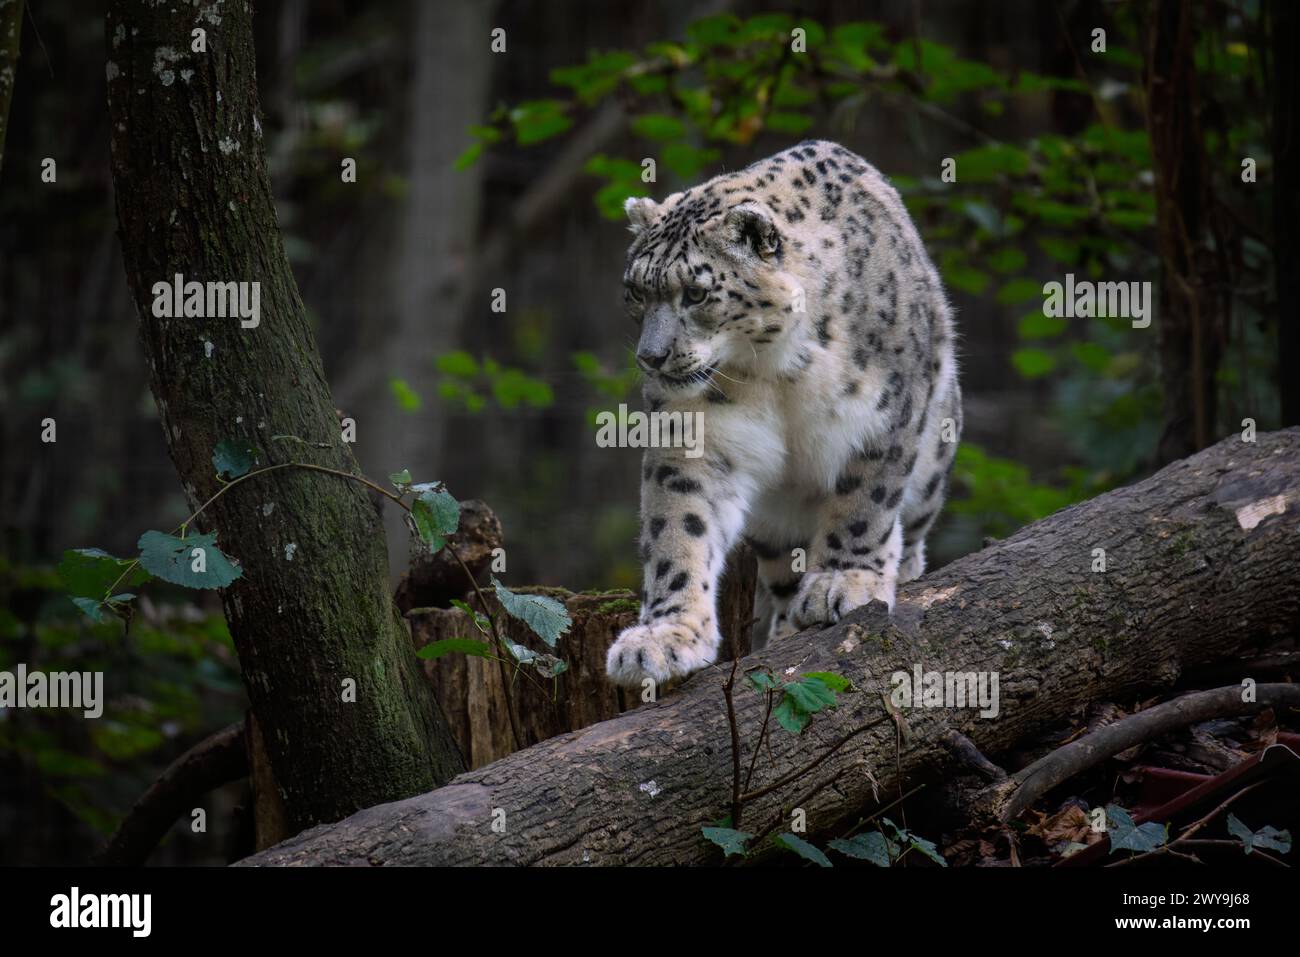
left=637, top=348, right=670, bottom=371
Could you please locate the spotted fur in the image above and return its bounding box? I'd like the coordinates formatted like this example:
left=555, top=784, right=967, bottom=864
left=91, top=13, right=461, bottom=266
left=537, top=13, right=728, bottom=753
left=605, top=141, right=963, bottom=688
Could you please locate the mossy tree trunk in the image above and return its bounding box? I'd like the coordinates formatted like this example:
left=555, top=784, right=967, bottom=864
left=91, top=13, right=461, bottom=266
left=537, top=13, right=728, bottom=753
left=104, top=0, right=463, bottom=832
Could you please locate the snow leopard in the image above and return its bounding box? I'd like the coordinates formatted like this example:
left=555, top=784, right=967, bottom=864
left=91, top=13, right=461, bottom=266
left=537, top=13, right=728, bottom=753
left=605, top=140, right=963, bottom=688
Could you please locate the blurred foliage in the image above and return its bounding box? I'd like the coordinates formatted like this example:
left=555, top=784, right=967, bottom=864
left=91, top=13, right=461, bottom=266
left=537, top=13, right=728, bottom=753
left=432, top=351, right=555, bottom=413
left=0, top=556, right=243, bottom=841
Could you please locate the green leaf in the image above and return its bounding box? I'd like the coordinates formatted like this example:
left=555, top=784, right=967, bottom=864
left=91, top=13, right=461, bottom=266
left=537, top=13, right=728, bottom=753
left=389, top=377, right=422, bottom=412
left=901, top=830, right=948, bottom=866
left=491, top=577, right=571, bottom=647
left=828, top=831, right=892, bottom=866
left=774, top=694, right=810, bottom=733
left=1070, top=341, right=1111, bottom=372
left=490, top=368, right=554, bottom=410
left=630, top=113, right=685, bottom=141
left=660, top=142, right=720, bottom=179
left=996, top=278, right=1043, bottom=306
left=687, top=13, right=742, bottom=47
left=137, top=531, right=242, bottom=589
left=58, top=548, right=150, bottom=600
left=765, top=111, right=813, bottom=134
left=987, top=247, right=1027, bottom=274
left=951, top=144, right=1029, bottom=182
left=1011, top=347, right=1057, bottom=379
left=450, top=598, right=491, bottom=633
left=1037, top=236, right=1082, bottom=265
left=70, top=597, right=108, bottom=623
left=1018, top=312, right=1067, bottom=341
left=435, top=350, right=480, bottom=378
left=1106, top=805, right=1168, bottom=854
left=510, top=100, right=573, bottom=145
left=774, top=833, right=832, bottom=867
left=702, top=826, right=752, bottom=858
left=454, top=140, right=484, bottom=171
left=801, top=671, right=851, bottom=692
left=783, top=676, right=839, bottom=713
left=1226, top=814, right=1292, bottom=856
left=497, top=636, right=539, bottom=668
left=212, top=438, right=260, bottom=480
left=411, top=484, right=461, bottom=552
left=747, top=670, right=779, bottom=693
left=389, top=469, right=413, bottom=490
left=416, top=638, right=492, bottom=661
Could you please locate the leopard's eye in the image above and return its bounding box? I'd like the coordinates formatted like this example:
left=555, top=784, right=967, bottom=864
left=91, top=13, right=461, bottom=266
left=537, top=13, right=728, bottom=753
left=682, top=286, right=708, bottom=306
left=625, top=283, right=645, bottom=303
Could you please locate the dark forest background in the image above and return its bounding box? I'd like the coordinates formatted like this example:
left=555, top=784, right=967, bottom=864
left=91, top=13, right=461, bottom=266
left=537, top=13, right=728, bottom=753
left=0, top=0, right=1289, bottom=864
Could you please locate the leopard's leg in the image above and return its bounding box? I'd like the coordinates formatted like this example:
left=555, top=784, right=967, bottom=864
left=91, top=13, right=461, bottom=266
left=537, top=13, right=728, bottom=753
left=606, top=449, right=752, bottom=688
left=789, top=437, right=916, bottom=630
left=898, top=381, right=962, bottom=583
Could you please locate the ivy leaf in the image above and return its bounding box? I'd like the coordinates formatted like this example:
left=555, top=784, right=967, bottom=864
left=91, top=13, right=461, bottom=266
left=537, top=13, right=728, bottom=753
left=137, top=531, right=243, bottom=589
left=411, top=484, right=460, bottom=551
left=702, top=826, right=752, bottom=858
left=829, top=832, right=892, bottom=866
left=774, top=833, right=833, bottom=867
left=747, top=670, right=779, bottom=693
left=416, top=638, right=492, bottom=661
left=1106, top=805, right=1168, bottom=854
left=1226, top=814, right=1292, bottom=856
left=212, top=438, right=260, bottom=480
left=491, top=577, right=571, bottom=648
left=58, top=548, right=151, bottom=599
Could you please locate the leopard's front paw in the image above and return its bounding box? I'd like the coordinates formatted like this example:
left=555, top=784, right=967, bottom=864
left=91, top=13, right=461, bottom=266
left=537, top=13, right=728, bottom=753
left=789, top=569, right=894, bottom=630
left=605, top=618, right=719, bottom=688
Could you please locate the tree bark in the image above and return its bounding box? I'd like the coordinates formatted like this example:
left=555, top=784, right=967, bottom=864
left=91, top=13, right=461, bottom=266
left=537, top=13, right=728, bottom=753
left=105, top=0, right=463, bottom=833
left=241, top=429, right=1300, bottom=866
left=415, top=589, right=641, bottom=770
left=0, top=0, right=22, bottom=174
left=1273, top=0, right=1300, bottom=428
left=413, top=551, right=754, bottom=770
left=1145, top=0, right=1224, bottom=464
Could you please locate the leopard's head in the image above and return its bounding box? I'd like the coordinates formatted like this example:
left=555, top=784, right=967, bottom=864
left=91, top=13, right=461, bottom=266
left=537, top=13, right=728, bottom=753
left=623, top=194, right=799, bottom=399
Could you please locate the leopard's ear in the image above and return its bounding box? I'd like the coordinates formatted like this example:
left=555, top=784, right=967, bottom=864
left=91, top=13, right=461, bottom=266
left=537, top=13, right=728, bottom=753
left=624, top=196, right=661, bottom=234
left=715, top=201, right=782, bottom=261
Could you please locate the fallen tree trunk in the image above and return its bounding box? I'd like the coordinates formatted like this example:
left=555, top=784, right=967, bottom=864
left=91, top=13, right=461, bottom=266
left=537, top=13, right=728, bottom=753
left=241, top=429, right=1300, bottom=866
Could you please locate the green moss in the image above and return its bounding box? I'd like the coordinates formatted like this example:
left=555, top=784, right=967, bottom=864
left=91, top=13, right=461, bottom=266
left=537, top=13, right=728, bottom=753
left=596, top=597, right=641, bottom=616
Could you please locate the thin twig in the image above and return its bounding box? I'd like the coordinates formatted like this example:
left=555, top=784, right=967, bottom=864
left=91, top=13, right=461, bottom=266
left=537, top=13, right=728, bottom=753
left=743, top=687, right=775, bottom=793
left=740, top=714, right=890, bottom=804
